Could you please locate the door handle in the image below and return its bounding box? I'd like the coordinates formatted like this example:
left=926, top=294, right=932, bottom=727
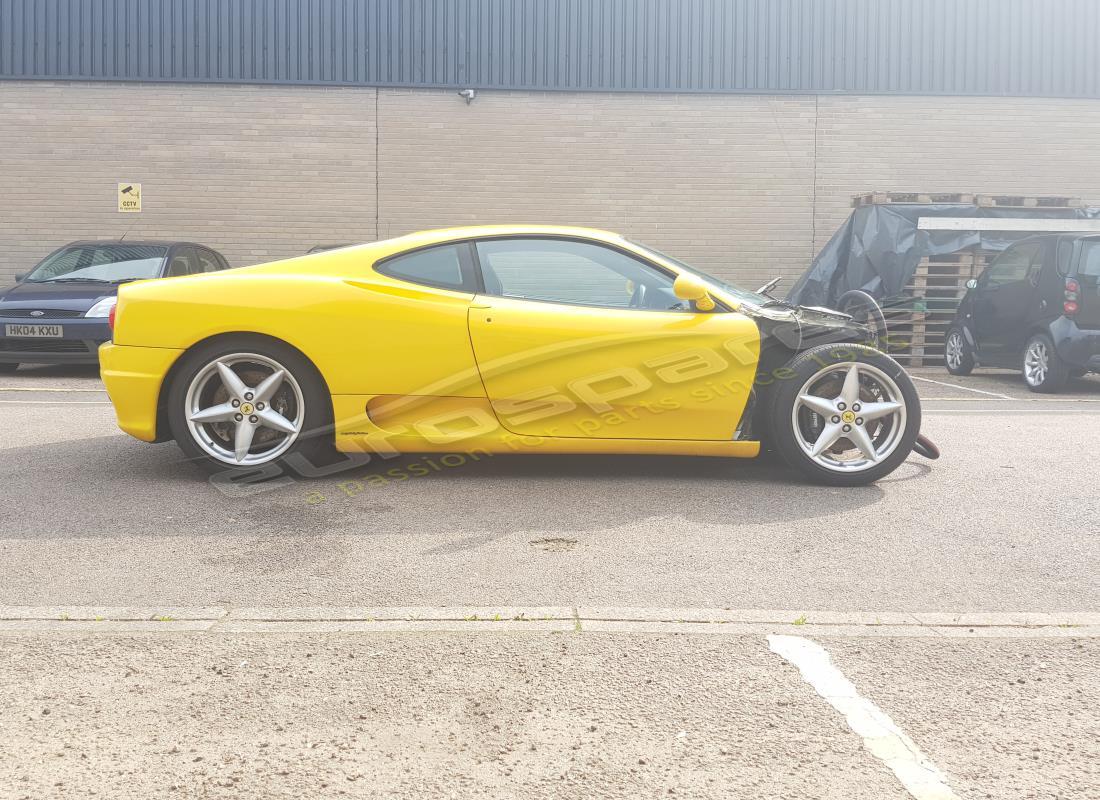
left=469, top=304, right=494, bottom=322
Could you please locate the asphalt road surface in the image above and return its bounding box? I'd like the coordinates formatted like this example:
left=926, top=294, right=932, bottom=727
left=1, top=364, right=1098, bottom=799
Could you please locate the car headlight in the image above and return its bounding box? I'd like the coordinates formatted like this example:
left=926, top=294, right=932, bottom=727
left=85, top=297, right=117, bottom=318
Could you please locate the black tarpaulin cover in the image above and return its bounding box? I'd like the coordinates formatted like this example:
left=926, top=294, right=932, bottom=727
left=786, top=204, right=1100, bottom=308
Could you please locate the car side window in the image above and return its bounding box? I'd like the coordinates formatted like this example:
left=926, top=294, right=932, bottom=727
left=1056, top=240, right=1075, bottom=276
left=165, top=248, right=195, bottom=277
left=195, top=249, right=224, bottom=273
left=1078, top=241, right=1100, bottom=277
left=983, top=243, right=1040, bottom=288
left=375, top=244, right=467, bottom=291
left=474, top=238, right=683, bottom=311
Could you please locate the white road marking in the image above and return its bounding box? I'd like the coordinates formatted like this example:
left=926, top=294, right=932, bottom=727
left=922, top=396, right=1100, bottom=402
left=931, top=408, right=1096, bottom=414
left=0, top=400, right=111, bottom=405
left=0, top=387, right=106, bottom=392
left=911, top=375, right=1011, bottom=399
left=768, top=634, right=960, bottom=800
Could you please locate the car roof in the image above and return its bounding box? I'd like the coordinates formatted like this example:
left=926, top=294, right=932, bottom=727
left=233, top=225, right=630, bottom=277
left=61, top=240, right=216, bottom=249
left=372, top=224, right=624, bottom=250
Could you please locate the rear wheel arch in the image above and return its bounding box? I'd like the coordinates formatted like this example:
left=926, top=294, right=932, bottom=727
left=155, top=332, right=333, bottom=442
left=1028, top=321, right=1053, bottom=338
left=1020, top=321, right=1056, bottom=357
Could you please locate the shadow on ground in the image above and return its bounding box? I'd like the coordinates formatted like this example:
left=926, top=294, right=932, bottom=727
left=0, top=433, right=903, bottom=540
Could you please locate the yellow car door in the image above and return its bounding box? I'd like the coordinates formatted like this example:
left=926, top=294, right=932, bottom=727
left=466, top=237, right=760, bottom=440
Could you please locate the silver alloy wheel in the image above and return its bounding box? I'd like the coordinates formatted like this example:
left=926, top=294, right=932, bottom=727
left=1023, top=339, right=1049, bottom=387
left=945, top=331, right=965, bottom=370
left=184, top=352, right=305, bottom=466
left=791, top=362, right=907, bottom=473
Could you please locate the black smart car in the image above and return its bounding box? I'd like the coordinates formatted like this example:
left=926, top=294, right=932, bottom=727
left=945, top=234, right=1100, bottom=392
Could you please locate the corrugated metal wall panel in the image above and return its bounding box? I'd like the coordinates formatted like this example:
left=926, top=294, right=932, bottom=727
left=2, top=0, right=1099, bottom=97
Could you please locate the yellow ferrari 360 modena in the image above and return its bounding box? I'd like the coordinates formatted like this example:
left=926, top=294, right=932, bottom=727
left=100, top=225, right=936, bottom=486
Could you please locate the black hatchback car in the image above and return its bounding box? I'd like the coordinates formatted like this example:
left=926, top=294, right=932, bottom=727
left=0, top=240, right=230, bottom=370
left=945, top=234, right=1100, bottom=391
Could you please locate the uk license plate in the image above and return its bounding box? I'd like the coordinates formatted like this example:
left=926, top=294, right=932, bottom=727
left=5, top=323, right=63, bottom=338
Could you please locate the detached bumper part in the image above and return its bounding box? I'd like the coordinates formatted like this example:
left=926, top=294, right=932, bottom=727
left=912, top=433, right=940, bottom=460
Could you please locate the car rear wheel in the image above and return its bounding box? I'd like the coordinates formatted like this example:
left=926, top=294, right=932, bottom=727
left=944, top=327, right=975, bottom=376
left=1022, top=333, right=1069, bottom=393
left=167, top=338, right=332, bottom=474
left=770, top=344, right=921, bottom=486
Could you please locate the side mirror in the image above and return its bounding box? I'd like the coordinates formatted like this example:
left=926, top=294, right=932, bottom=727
left=673, top=274, right=716, bottom=311
left=13, top=273, right=25, bottom=282
left=965, top=279, right=978, bottom=290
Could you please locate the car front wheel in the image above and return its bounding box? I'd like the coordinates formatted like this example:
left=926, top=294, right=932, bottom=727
left=167, top=338, right=332, bottom=473
left=770, top=344, right=921, bottom=486
left=944, top=327, right=974, bottom=375
left=1022, top=333, right=1069, bottom=393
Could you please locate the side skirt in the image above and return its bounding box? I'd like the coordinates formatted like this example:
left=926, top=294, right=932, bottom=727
left=330, top=394, right=759, bottom=459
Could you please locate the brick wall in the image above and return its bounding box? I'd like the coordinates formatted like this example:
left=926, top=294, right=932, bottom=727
left=812, top=95, right=1100, bottom=254
left=2, top=81, right=1099, bottom=291
left=0, top=82, right=378, bottom=281
left=376, top=89, right=816, bottom=289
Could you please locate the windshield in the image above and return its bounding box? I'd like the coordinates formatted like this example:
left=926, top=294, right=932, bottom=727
left=26, top=245, right=168, bottom=283
left=626, top=239, right=769, bottom=307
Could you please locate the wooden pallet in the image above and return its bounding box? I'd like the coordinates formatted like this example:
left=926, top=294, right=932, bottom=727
left=852, top=191, right=974, bottom=208
left=884, top=250, right=993, bottom=367
left=846, top=190, right=1089, bottom=362
left=975, top=194, right=1083, bottom=209
left=853, top=192, right=1085, bottom=210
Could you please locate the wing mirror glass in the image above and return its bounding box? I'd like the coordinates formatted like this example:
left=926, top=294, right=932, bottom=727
left=965, top=278, right=978, bottom=290
left=673, top=274, right=716, bottom=311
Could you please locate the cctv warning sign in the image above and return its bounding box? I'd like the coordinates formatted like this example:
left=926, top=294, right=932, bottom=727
left=118, top=183, right=142, bottom=212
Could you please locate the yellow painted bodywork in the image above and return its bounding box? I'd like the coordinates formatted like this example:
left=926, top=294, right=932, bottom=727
left=102, top=225, right=762, bottom=457
left=99, top=342, right=184, bottom=441
left=468, top=296, right=757, bottom=440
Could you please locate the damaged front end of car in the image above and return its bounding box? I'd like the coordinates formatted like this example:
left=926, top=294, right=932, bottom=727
left=736, top=297, right=941, bottom=467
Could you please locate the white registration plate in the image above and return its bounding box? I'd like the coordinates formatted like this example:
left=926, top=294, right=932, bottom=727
left=5, top=323, right=63, bottom=338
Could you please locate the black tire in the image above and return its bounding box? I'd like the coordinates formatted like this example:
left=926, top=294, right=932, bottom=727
left=1022, top=333, right=1069, bottom=394
left=0, top=363, right=19, bottom=374
left=749, top=392, right=785, bottom=465
left=166, top=336, right=333, bottom=475
left=943, top=326, right=975, bottom=376
left=769, top=343, right=922, bottom=486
